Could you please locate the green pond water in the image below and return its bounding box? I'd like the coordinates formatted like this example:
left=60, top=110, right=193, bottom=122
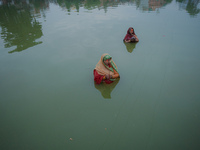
left=0, top=0, right=200, bottom=149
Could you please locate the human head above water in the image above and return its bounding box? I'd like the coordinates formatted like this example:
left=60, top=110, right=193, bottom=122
left=128, top=27, right=135, bottom=35
left=103, top=54, right=112, bottom=66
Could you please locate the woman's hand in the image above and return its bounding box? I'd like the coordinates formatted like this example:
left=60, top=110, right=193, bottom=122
left=105, top=74, right=111, bottom=80
left=134, top=35, right=139, bottom=42
left=125, top=39, right=131, bottom=43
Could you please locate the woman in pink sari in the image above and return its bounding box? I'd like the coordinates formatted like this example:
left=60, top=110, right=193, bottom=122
left=93, top=53, right=120, bottom=84
left=123, top=27, right=139, bottom=43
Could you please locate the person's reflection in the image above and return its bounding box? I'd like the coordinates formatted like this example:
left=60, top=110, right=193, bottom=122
left=123, top=42, right=137, bottom=53
left=94, top=78, right=120, bottom=99
left=0, top=3, right=43, bottom=53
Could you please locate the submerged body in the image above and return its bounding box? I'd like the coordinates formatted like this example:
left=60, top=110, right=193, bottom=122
left=93, top=53, right=120, bottom=84
left=123, top=27, right=139, bottom=43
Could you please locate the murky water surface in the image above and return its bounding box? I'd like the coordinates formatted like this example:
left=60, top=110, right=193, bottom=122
left=0, top=0, right=200, bottom=149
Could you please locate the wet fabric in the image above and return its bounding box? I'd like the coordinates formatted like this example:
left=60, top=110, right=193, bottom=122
left=123, top=27, right=136, bottom=42
left=94, top=53, right=118, bottom=76
left=93, top=69, right=113, bottom=84
left=94, top=53, right=119, bottom=84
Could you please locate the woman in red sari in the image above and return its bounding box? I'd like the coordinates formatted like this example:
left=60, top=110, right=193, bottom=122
left=93, top=53, right=120, bottom=84
left=123, top=27, right=139, bottom=43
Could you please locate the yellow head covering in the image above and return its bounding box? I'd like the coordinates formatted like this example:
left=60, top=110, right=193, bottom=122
left=94, top=53, right=118, bottom=76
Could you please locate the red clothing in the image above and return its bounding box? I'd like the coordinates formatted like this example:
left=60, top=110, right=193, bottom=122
left=93, top=69, right=113, bottom=84
left=123, top=27, right=136, bottom=41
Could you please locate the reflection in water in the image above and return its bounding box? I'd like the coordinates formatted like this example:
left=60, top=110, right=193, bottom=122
left=56, top=0, right=85, bottom=13
left=136, top=0, right=172, bottom=11
left=148, top=0, right=172, bottom=11
left=30, top=0, right=49, bottom=18
left=55, top=0, right=173, bottom=13
left=0, top=0, right=46, bottom=53
left=176, top=0, right=200, bottom=16
left=0, top=0, right=199, bottom=53
left=56, top=0, right=127, bottom=13
left=94, top=78, right=120, bottom=99
left=123, top=42, right=137, bottom=53
left=54, top=0, right=200, bottom=15
left=0, top=0, right=199, bottom=15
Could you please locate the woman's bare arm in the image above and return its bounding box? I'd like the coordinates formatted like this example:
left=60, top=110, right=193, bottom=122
left=111, top=68, right=119, bottom=79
